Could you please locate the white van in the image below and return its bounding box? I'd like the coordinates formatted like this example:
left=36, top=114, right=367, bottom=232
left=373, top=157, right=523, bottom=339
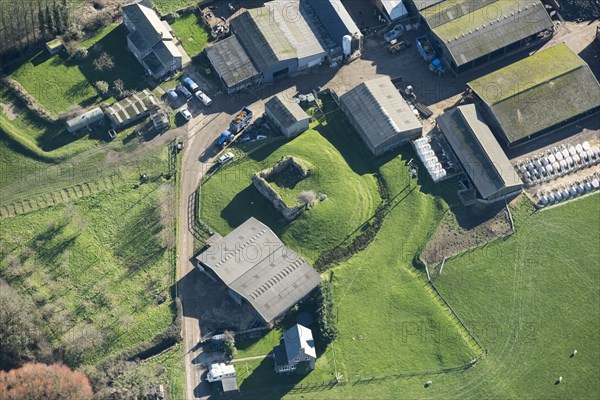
left=195, top=90, right=212, bottom=106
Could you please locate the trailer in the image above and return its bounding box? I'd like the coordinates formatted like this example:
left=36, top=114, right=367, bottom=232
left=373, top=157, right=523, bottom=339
left=416, top=35, right=436, bottom=63
left=217, top=107, right=253, bottom=148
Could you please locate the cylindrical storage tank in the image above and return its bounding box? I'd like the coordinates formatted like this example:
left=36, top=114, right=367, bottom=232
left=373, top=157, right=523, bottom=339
left=562, top=149, right=570, bottom=159
left=587, top=149, right=594, bottom=161
left=569, top=186, right=577, bottom=196
left=541, top=157, right=549, bottom=166
left=561, top=188, right=570, bottom=198
left=572, top=154, right=581, bottom=165
left=560, top=160, right=568, bottom=170
left=533, top=159, right=542, bottom=169
left=575, top=143, right=583, bottom=154
left=565, top=156, right=573, bottom=167
left=592, top=178, right=600, bottom=189
left=568, top=146, right=577, bottom=156
left=584, top=182, right=592, bottom=191
left=594, top=147, right=600, bottom=159
left=554, top=191, right=563, bottom=201
left=548, top=153, right=556, bottom=163
left=582, top=141, right=590, bottom=151
left=342, top=35, right=352, bottom=57
left=552, top=161, right=560, bottom=172
left=555, top=151, right=563, bottom=161
left=548, top=192, right=556, bottom=203
left=577, top=184, right=585, bottom=194
left=540, top=196, right=548, bottom=206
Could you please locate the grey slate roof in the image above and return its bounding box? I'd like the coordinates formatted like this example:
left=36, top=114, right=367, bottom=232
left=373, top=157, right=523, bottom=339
left=205, top=35, right=259, bottom=88
left=283, top=324, right=316, bottom=364
left=437, top=104, right=522, bottom=199
left=196, top=218, right=320, bottom=323
left=265, top=94, right=309, bottom=129
left=469, top=43, right=600, bottom=144
left=340, top=76, right=422, bottom=149
left=122, top=2, right=172, bottom=45
left=423, top=0, right=553, bottom=66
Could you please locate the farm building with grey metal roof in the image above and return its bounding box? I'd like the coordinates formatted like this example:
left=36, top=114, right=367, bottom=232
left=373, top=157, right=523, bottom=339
left=105, top=90, right=158, bottom=128
left=65, top=107, right=105, bottom=133
left=205, top=35, right=260, bottom=94
left=304, top=0, right=362, bottom=46
left=265, top=94, right=310, bottom=138
left=420, top=0, right=553, bottom=75
left=437, top=104, right=522, bottom=204
left=195, top=217, right=320, bottom=324
left=409, top=0, right=446, bottom=11
left=229, top=1, right=327, bottom=83
left=468, top=43, right=600, bottom=148
left=339, top=76, right=422, bottom=156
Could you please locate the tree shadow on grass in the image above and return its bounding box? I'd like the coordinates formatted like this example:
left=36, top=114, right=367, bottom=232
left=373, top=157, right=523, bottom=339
left=30, top=50, right=53, bottom=66
left=77, top=25, right=147, bottom=94
left=219, top=184, right=292, bottom=236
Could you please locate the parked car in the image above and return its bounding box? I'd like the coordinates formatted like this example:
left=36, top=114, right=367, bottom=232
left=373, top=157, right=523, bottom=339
left=180, top=108, right=192, bottom=121
left=166, top=89, right=179, bottom=103
left=218, top=152, right=234, bottom=165
left=195, top=90, right=212, bottom=106
left=176, top=84, right=192, bottom=100
left=182, top=76, right=199, bottom=92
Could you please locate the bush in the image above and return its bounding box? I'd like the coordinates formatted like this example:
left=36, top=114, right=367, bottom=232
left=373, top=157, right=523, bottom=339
left=74, top=47, right=88, bottom=60
left=223, top=331, right=236, bottom=357
left=315, top=281, right=338, bottom=344
left=94, top=80, right=109, bottom=95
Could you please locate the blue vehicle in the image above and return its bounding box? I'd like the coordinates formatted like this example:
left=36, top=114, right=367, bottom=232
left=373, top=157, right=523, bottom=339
left=416, top=35, right=436, bottom=63
left=182, top=76, right=199, bottom=92
left=217, top=107, right=254, bottom=148
left=166, top=89, right=178, bottom=103
left=429, top=59, right=446, bottom=77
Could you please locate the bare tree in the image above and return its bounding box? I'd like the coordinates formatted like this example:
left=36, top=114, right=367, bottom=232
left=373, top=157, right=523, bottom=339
left=112, top=79, right=125, bottom=99
left=93, top=52, right=114, bottom=71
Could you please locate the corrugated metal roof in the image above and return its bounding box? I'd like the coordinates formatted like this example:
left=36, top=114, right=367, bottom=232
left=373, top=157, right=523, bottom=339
left=196, top=217, right=320, bottom=323
left=469, top=44, right=600, bottom=144
left=105, top=90, right=158, bottom=126
left=437, top=104, right=522, bottom=199
left=66, top=107, right=104, bottom=132
left=340, top=76, right=422, bottom=149
left=425, top=0, right=553, bottom=66
left=305, top=0, right=360, bottom=44
left=410, top=0, right=446, bottom=11
left=265, top=94, right=309, bottom=129
left=231, top=3, right=325, bottom=72
left=206, top=35, right=260, bottom=88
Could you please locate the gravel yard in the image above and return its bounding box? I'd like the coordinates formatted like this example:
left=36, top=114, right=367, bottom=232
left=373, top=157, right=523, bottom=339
left=558, top=0, right=600, bottom=21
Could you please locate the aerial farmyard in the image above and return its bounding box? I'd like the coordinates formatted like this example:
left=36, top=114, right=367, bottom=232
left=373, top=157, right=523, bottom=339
left=0, top=0, right=599, bottom=399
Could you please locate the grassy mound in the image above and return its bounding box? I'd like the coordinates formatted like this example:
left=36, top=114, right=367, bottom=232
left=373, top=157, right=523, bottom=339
left=200, top=120, right=381, bottom=263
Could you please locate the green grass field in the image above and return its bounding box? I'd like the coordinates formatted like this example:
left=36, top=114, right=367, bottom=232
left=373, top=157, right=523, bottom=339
left=200, top=109, right=382, bottom=263
left=142, top=344, right=185, bottom=399
left=11, top=24, right=145, bottom=116
left=0, top=147, right=177, bottom=366
left=201, top=101, right=478, bottom=395
left=171, top=13, right=210, bottom=57
left=154, top=0, right=204, bottom=15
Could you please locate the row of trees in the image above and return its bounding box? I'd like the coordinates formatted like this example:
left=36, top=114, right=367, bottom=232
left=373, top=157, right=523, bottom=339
left=315, top=281, right=339, bottom=344
left=0, top=0, right=69, bottom=58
